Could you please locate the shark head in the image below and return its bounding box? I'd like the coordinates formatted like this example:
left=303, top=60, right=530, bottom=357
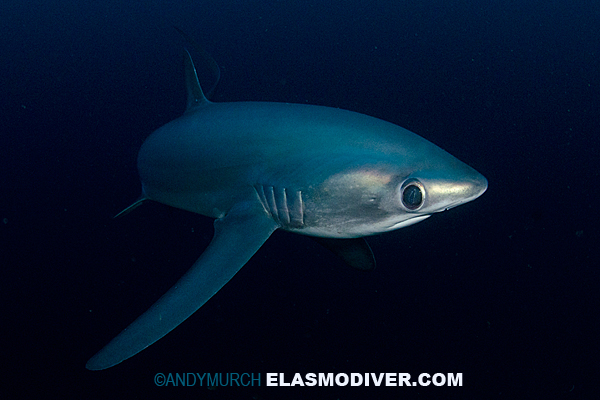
left=284, top=147, right=487, bottom=238
left=382, top=158, right=487, bottom=231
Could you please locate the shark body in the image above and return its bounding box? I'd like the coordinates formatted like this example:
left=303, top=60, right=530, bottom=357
left=86, top=49, right=487, bottom=370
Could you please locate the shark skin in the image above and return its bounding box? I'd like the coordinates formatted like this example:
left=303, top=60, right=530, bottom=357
left=86, top=50, right=487, bottom=370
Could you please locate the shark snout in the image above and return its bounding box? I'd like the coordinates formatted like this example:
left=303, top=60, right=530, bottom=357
left=474, top=173, right=488, bottom=197
left=466, top=171, right=488, bottom=200
left=443, top=171, right=487, bottom=211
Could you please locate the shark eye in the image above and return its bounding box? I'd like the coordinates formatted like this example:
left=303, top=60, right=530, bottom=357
left=401, top=179, right=424, bottom=210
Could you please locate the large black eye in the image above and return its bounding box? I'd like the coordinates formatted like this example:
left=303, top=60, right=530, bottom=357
left=402, top=182, right=424, bottom=210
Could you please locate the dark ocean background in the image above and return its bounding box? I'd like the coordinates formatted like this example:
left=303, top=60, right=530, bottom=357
left=2, top=0, right=599, bottom=398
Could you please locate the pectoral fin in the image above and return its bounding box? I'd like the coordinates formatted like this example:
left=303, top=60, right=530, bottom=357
left=311, top=237, right=376, bottom=271
left=86, top=204, right=278, bottom=370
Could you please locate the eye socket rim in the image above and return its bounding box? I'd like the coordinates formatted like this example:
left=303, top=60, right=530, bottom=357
left=400, top=179, right=425, bottom=211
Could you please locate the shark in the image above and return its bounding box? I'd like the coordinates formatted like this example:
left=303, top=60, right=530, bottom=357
left=86, top=47, right=487, bottom=370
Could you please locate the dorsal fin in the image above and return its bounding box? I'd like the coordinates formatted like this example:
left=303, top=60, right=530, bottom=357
left=174, top=26, right=221, bottom=111
left=183, top=49, right=210, bottom=112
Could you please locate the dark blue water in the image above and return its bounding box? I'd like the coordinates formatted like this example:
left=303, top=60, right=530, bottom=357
left=2, top=0, right=599, bottom=398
